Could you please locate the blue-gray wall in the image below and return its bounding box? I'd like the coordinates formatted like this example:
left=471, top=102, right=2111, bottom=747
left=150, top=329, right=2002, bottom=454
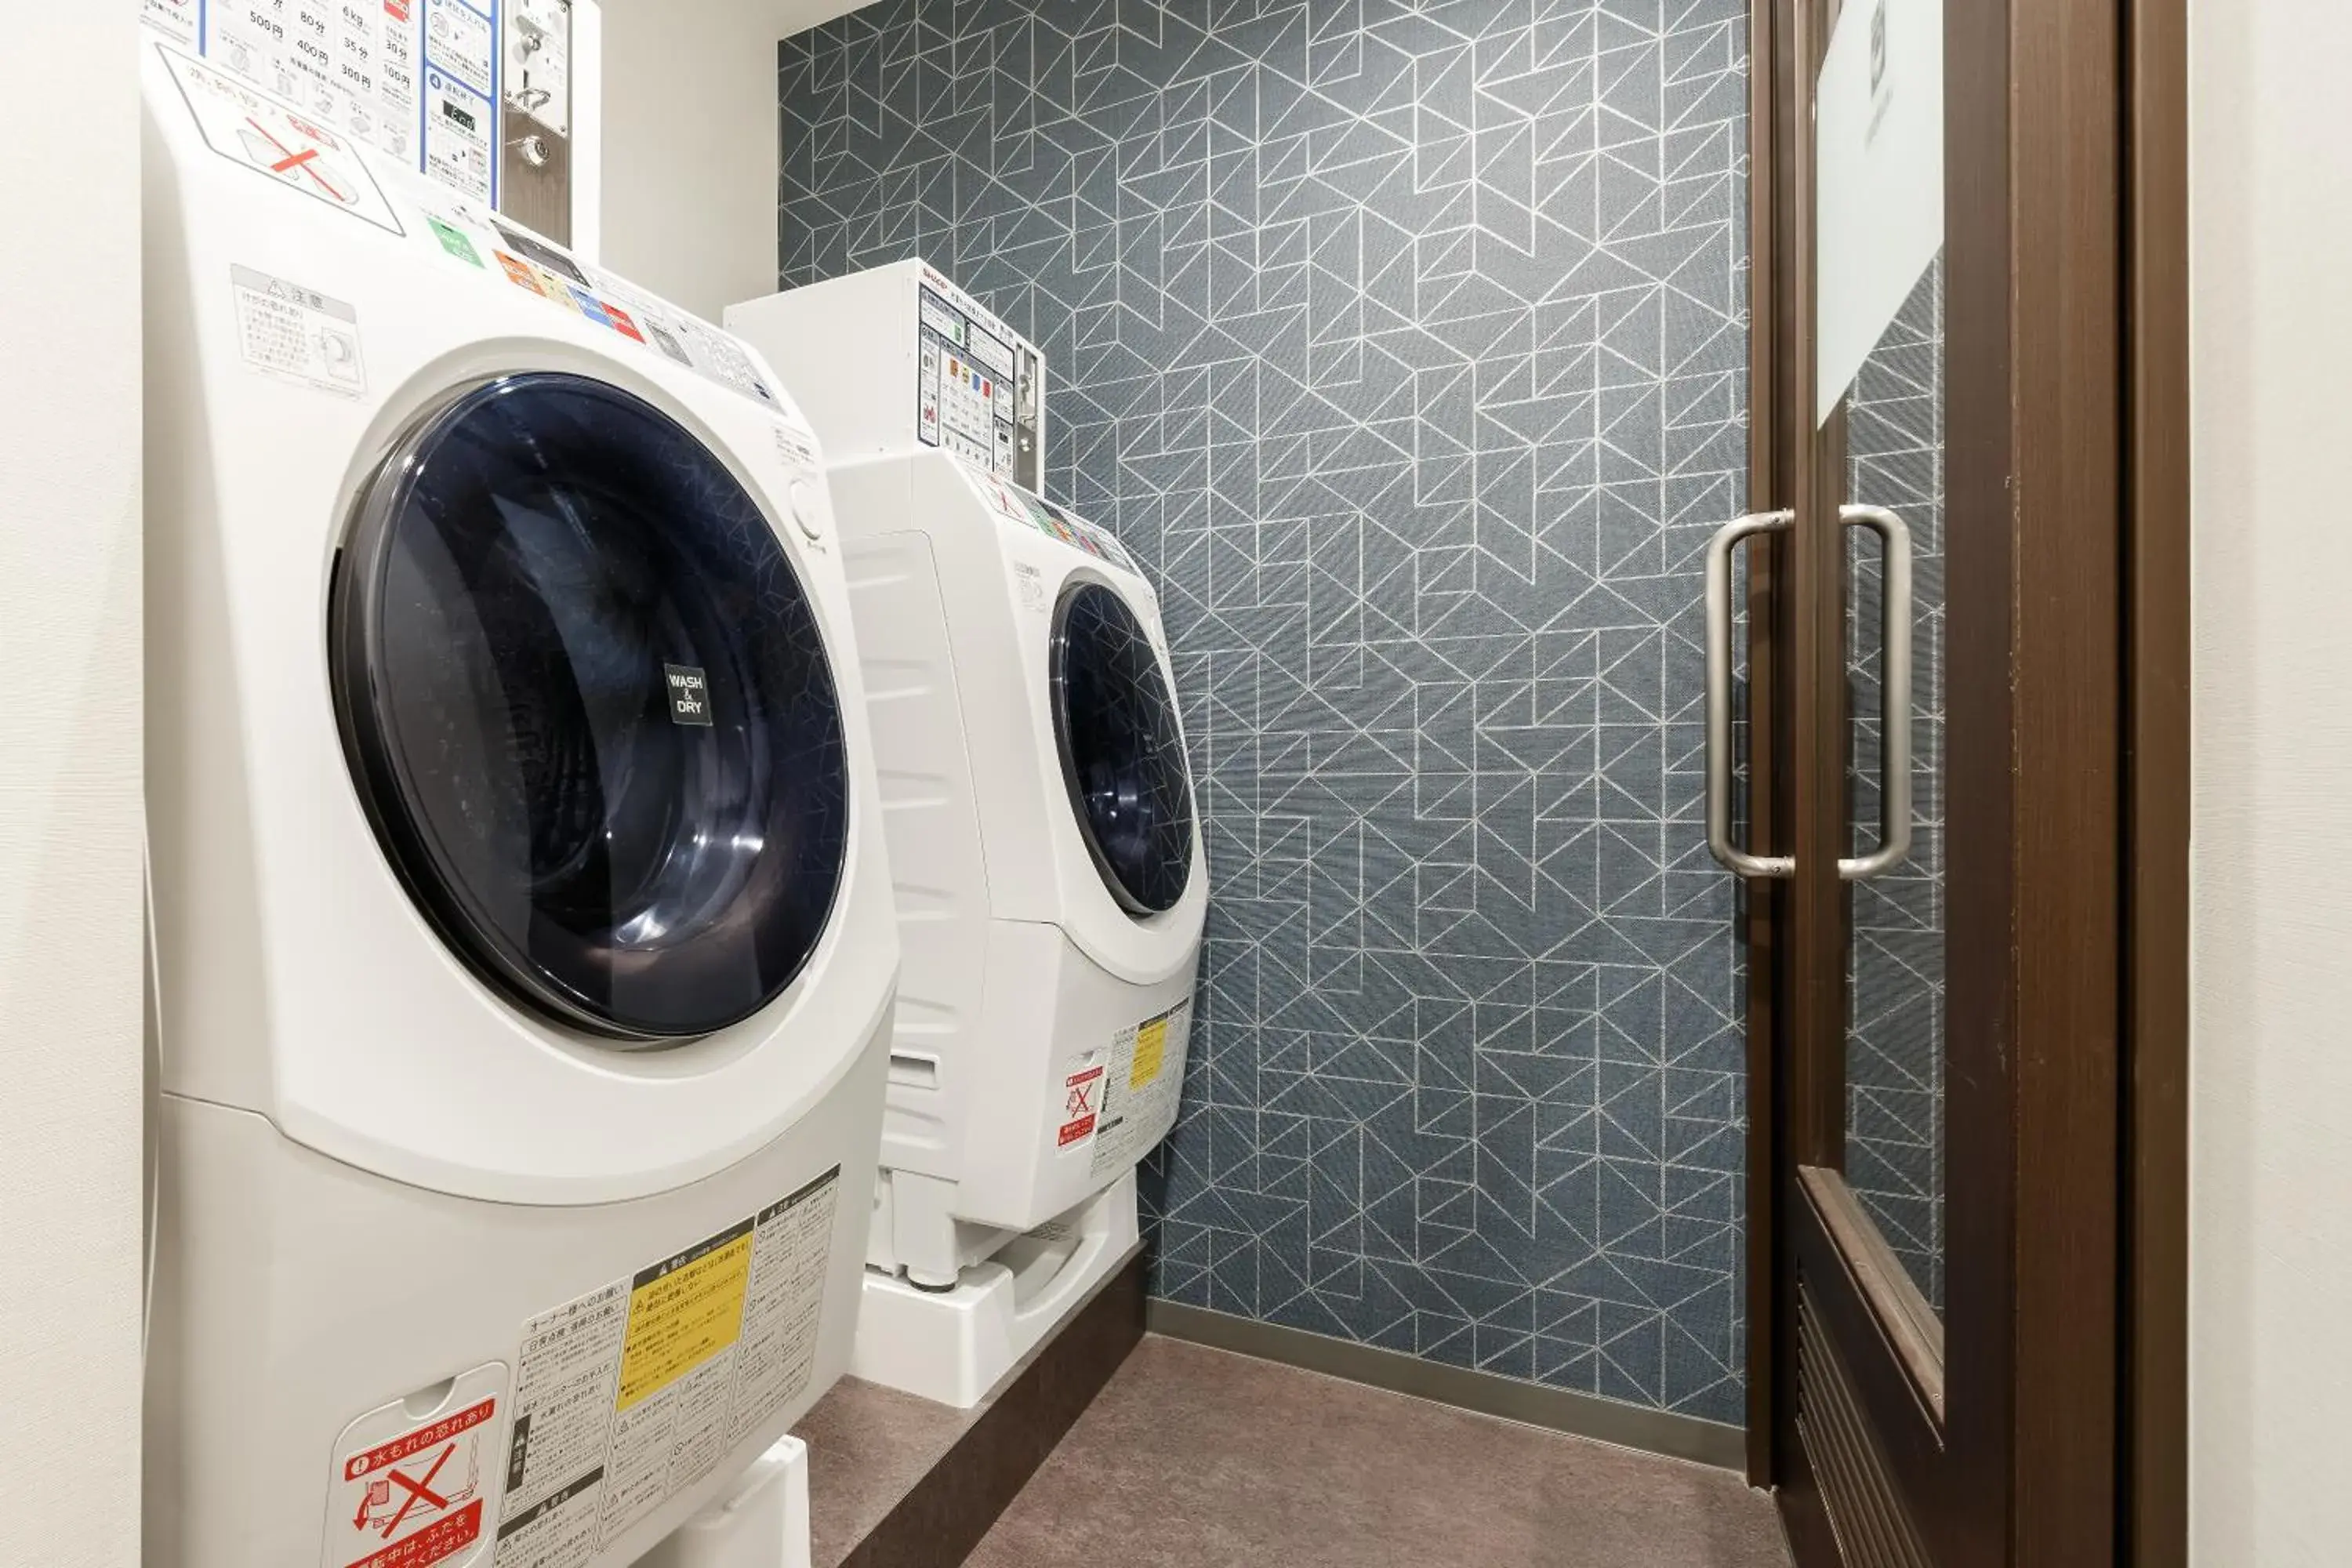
left=781, top=0, right=1751, bottom=1423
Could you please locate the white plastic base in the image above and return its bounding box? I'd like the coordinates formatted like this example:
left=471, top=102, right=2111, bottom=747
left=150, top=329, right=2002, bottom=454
left=632, top=1436, right=811, bottom=1568
left=849, top=1172, right=1140, bottom=1409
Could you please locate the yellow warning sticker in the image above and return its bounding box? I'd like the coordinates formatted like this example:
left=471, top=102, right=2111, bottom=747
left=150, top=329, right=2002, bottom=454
left=492, top=1167, right=844, bottom=1563
left=615, top=1220, right=755, bottom=1412
left=1130, top=1014, right=1170, bottom=1091
left=1089, top=999, right=1192, bottom=1180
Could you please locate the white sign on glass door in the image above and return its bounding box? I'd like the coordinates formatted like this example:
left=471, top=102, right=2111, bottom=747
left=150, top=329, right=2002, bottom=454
left=1816, top=0, right=1944, bottom=427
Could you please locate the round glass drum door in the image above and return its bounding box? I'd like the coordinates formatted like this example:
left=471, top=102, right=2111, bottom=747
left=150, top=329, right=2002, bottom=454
left=332, top=373, right=849, bottom=1041
left=1049, top=581, right=1195, bottom=916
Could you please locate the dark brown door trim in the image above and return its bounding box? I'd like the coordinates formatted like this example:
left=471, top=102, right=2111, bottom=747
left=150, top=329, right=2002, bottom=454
left=2122, top=0, right=2191, bottom=1562
left=1994, top=1, right=2128, bottom=1553
left=1737, top=0, right=2192, bottom=1562
left=1741, top=0, right=1784, bottom=1489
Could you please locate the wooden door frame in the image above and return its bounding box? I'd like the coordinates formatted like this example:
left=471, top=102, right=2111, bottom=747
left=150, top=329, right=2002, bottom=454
left=2118, top=0, right=2190, bottom=1561
left=1737, top=0, right=2191, bottom=1563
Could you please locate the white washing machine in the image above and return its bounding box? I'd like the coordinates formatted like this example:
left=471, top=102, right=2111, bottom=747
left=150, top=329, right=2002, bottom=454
left=729, top=267, right=1205, bottom=1406
left=141, top=42, right=895, bottom=1568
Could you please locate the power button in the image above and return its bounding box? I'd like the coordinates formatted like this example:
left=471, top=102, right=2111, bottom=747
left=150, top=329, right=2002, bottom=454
left=786, top=478, right=823, bottom=541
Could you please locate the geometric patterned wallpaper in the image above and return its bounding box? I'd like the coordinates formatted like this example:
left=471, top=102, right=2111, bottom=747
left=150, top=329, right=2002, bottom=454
left=1842, top=255, right=1947, bottom=1313
left=781, top=0, right=1752, bottom=1424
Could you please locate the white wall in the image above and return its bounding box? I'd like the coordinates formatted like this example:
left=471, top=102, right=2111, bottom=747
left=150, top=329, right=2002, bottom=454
left=0, top=6, right=147, bottom=1565
left=596, top=0, right=864, bottom=321
left=2189, top=2, right=2352, bottom=1561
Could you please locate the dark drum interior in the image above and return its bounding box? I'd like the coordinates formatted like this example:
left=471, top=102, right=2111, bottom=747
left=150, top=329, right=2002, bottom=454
left=1048, top=580, right=1195, bottom=917
left=330, top=372, right=850, bottom=1040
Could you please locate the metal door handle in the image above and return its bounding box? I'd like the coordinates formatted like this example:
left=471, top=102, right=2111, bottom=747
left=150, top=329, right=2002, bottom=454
left=1838, top=505, right=1913, bottom=881
left=1707, top=510, right=1794, bottom=878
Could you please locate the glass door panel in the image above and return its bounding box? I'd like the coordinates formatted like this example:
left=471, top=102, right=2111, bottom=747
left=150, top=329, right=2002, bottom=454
left=1837, top=259, right=1947, bottom=1316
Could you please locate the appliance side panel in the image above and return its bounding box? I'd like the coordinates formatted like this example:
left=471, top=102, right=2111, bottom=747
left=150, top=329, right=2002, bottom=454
left=839, top=528, right=994, bottom=1181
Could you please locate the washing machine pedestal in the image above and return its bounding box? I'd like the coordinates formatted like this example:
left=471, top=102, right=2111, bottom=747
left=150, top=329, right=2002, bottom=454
left=849, top=1172, right=1139, bottom=1409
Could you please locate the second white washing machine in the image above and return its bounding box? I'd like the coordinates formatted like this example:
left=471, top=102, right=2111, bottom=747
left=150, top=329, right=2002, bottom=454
left=729, top=264, right=1206, bottom=1404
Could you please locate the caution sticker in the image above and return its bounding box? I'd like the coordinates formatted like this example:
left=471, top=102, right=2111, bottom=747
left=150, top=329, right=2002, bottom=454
left=1012, top=561, right=1049, bottom=615
left=1054, top=1048, right=1108, bottom=1152
left=233, top=266, right=366, bottom=397
left=774, top=423, right=821, bottom=473
left=614, top=1221, right=754, bottom=1413
left=1130, top=1013, right=1171, bottom=1091
left=1090, top=998, right=1195, bottom=1178
left=488, top=1167, right=843, bottom=1568
left=321, top=1363, right=507, bottom=1568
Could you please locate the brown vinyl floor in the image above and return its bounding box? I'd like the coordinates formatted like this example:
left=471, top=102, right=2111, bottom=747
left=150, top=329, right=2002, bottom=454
left=965, top=1337, right=1794, bottom=1568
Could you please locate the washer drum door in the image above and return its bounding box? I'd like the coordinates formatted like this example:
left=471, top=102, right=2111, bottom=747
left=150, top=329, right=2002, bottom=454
left=332, top=372, right=851, bottom=1042
left=1047, top=578, right=1196, bottom=919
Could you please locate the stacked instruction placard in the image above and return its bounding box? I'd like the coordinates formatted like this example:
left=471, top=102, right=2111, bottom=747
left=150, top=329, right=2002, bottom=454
left=143, top=0, right=510, bottom=209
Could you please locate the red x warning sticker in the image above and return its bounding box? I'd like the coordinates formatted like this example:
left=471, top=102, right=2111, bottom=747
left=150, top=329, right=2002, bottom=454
left=324, top=1370, right=506, bottom=1568
left=158, top=43, right=404, bottom=237
left=1057, top=1055, right=1107, bottom=1150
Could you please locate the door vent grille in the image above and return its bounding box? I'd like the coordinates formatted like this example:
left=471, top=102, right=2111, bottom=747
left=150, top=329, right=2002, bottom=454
left=1797, top=1276, right=1935, bottom=1568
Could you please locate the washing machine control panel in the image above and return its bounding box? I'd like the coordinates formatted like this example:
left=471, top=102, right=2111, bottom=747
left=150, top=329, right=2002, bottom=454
left=958, top=460, right=1141, bottom=579
left=915, top=269, right=1044, bottom=492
